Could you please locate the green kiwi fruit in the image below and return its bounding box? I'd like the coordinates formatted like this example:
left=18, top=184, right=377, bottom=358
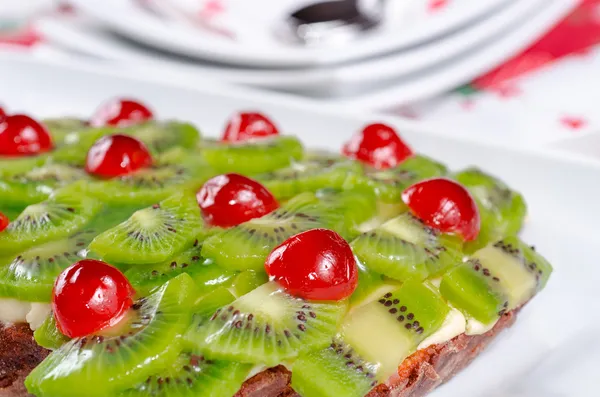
left=349, top=260, right=399, bottom=311
left=351, top=213, right=462, bottom=280
left=49, top=121, right=200, bottom=166
left=0, top=155, right=49, bottom=178
left=454, top=167, right=527, bottom=252
left=0, top=163, right=89, bottom=209
left=126, top=121, right=200, bottom=154
left=340, top=281, right=450, bottom=380
left=0, top=184, right=102, bottom=256
left=34, top=313, right=70, bottom=350
left=439, top=260, right=507, bottom=326
left=228, top=270, right=269, bottom=298
left=352, top=155, right=448, bottom=203
left=25, top=274, right=198, bottom=397
left=42, top=117, right=89, bottom=145
left=201, top=136, right=304, bottom=175
left=201, top=191, right=376, bottom=272
left=193, top=286, right=236, bottom=314
left=0, top=229, right=97, bottom=302
left=184, top=282, right=348, bottom=366
left=292, top=339, right=379, bottom=397
left=255, top=158, right=362, bottom=200
left=89, top=193, right=205, bottom=265
left=119, top=350, right=251, bottom=397
left=86, top=154, right=215, bottom=206
left=124, top=241, right=236, bottom=297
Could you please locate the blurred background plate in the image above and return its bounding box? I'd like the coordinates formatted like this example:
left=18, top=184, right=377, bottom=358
left=324, top=0, right=577, bottom=108
left=36, top=0, right=545, bottom=98
left=66, top=0, right=513, bottom=67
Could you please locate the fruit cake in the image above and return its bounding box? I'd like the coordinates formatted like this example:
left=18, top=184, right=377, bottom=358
left=0, top=98, right=552, bottom=397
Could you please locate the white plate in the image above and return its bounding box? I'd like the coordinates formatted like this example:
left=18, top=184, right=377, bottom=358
left=67, top=0, right=513, bottom=67
left=326, top=0, right=580, bottom=108
left=0, top=53, right=598, bottom=396
left=37, top=0, right=543, bottom=97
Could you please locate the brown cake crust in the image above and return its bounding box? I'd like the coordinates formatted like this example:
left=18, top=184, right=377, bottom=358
left=2, top=311, right=515, bottom=397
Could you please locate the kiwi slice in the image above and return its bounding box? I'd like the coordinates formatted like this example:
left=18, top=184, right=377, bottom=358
left=126, top=121, right=200, bottom=153
left=340, top=280, right=450, bottom=380
left=0, top=229, right=97, bottom=302
left=255, top=158, right=362, bottom=200
left=201, top=136, right=304, bottom=175
left=292, top=339, right=378, bottom=397
left=229, top=270, right=269, bottom=298
left=0, top=184, right=102, bottom=256
left=42, top=117, right=89, bottom=145
left=352, top=155, right=448, bottom=203
left=454, top=168, right=527, bottom=252
left=119, top=350, right=251, bottom=397
left=193, top=286, right=236, bottom=314
left=124, top=241, right=236, bottom=297
left=86, top=155, right=215, bottom=206
left=201, top=191, right=376, bottom=271
left=184, top=282, right=348, bottom=366
left=34, top=313, right=70, bottom=350
left=439, top=260, right=507, bottom=326
left=349, top=260, right=399, bottom=311
left=0, top=163, right=89, bottom=209
left=50, top=121, right=199, bottom=166
left=89, top=193, right=205, bottom=265
left=25, top=274, right=197, bottom=397
left=0, top=155, right=49, bottom=178
left=351, top=213, right=462, bottom=281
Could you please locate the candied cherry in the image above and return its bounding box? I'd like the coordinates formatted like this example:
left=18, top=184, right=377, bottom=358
left=0, top=107, right=5, bottom=120
left=53, top=259, right=135, bottom=338
left=85, top=134, right=153, bottom=178
left=342, top=122, right=413, bottom=169
left=196, top=173, right=278, bottom=228
left=265, top=228, right=358, bottom=301
left=0, top=114, right=53, bottom=156
left=90, top=97, right=154, bottom=127
left=402, top=178, right=481, bottom=241
left=222, top=111, right=279, bottom=142
left=0, top=212, right=9, bottom=232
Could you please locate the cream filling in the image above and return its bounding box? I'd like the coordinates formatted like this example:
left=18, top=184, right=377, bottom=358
left=465, top=316, right=498, bottom=336
left=0, top=298, right=51, bottom=331
left=417, top=309, right=466, bottom=350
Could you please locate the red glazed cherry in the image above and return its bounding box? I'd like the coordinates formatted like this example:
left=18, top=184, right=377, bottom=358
left=0, top=107, right=6, bottom=120
left=342, top=122, right=413, bottom=169
left=402, top=178, right=481, bottom=241
left=222, top=111, right=279, bottom=142
left=53, top=259, right=135, bottom=338
left=85, top=134, right=153, bottom=178
left=197, top=173, right=278, bottom=228
left=0, top=114, right=53, bottom=156
left=0, top=212, right=9, bottom=232
left=265, top=228, right=358, bottom=301
left=90, top=98, right=154, bottom=127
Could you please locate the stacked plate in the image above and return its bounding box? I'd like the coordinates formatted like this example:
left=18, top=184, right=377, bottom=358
left=37, top=0, right=579, bottom=107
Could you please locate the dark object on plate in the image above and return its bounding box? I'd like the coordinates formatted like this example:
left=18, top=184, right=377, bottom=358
left=285, top=0, right=385, bottom=46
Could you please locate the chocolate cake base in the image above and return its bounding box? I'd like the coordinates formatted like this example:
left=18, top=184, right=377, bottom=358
left=1, top=311, right=515, bottom=397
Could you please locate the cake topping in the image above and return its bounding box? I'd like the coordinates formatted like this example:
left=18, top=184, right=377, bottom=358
left=342, top=122, right=413, bottom=169
left=265, top=228, right=358, bottom=301
left=197, top=173, right=279, bottom=227
left=0, top=114, right=53, bottom=156
left=402, top=178, right=480, bottom=241
left=85, top=134, right=153, bottom=178
left=52, top=259, right=135, bottom=338
left=89, top=97, right=154, bottom=127
left=0, top=212, right=8, bottom=232
left=222, top=111, right=279, bottom=142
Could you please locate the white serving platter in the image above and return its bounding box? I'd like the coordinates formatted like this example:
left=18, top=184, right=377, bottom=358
left=0, top=54, right=598, bottom=396
left=35, top=0, right=544, bottom=97
left=67, top=0, right=512, bottom=68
